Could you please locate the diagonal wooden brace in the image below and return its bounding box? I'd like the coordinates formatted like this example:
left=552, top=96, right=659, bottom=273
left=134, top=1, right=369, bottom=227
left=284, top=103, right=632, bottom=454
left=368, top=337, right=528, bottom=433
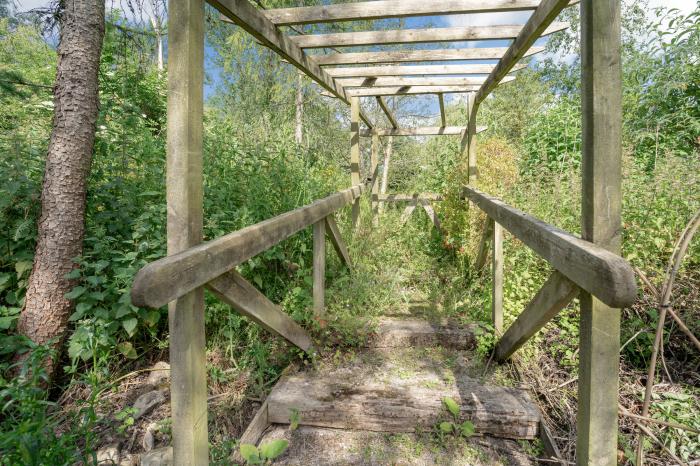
left=325, top=215, right=352, bottom=270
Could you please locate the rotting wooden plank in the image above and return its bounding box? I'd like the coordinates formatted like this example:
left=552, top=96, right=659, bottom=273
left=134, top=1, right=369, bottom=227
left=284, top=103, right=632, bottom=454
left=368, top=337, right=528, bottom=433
left=267, top=366, right=540, bottom=439
left=166, top=1, right=208, bottom=464
left=466, top=92, right=478, bottom=184
left=361, top=126, right=486, bottom=137
left=207, top=270, right=314, bottom=353
left=577, top=0, right=624, bottom=463
left=324, top=215, right=351, bottom=270
left=264, top=0, right=570, bottom=26
left=370, top=318, right=477, bottom=349
left=313, top=47, right=544, bottom=66
left=438, top=93, right=447, bottom=127
left=474, top=218, right=494, bottom=270
left=231, top=401, right=270, bottom=463
left=492, top=222, right=504, bottom=333
left=376, top=96, right=398, bottom=129
left=462, top=186, right=636, bottom=308
left=312, top=220, right=325, bottom=318
left=378, top=193, right=443, bottom=202
left=211, top=0, right=373, bottom=128
left=495, top=271, right=579, bottom=362
left=290, top=23, right=569, bottom=48
left=131, top=185, right=363, bottom=309
left=350, top=97, right=361, bottom=230
left=475, top=0, right=571, bottom=104
left=326, top=63, right=526, bottom=78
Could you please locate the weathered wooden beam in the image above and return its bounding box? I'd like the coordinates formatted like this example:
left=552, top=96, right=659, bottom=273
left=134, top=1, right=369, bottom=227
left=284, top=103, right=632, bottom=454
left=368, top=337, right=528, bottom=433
left=312, top=220, right=325, bottom=318
left=421, top=202, right=442, bottom=231
left=326, top=64, right=526, bottom=78
left=211, top=0, right=373, bottom=128
left=438, top=93, right=447, bottom=127
left=290, top=23, right=569, bottom=48
left=466, top=92, right=478, bottom=184
left=495, top=271, right=579, bottom=361
left=350, top=97, right=361, bottom=230
left=376, top=96, right=398, bottom=129
left=577, top=0, right=624, bottom=463
left=131, top=185, right=363, bottom=309
left=208, top=270, right=315, bottom=352
left=370, top=133, right=380, bottom=222
left=475, top=0, right=571, bottom=104
left=378, top=193, right=443, bottom=202
left=166, top=1, right=207, bottom=464
left=231, top=401, right=270, bottom=464
left=324, top=215, right=352, bottom=270
left=347, top=86, right=473, bottom=97
left=492, top=222, right=504, bottom=333
left=338, top=76, right=503, bottom=88
left=400, top=201, right=418, bottom=224
left=314, top=47, right=543, bottom=66
left=264, top=0, right=569, bottom=26
left=461, top=187, right=636, bottom=308
left=361, top=126, right=486, bottom=137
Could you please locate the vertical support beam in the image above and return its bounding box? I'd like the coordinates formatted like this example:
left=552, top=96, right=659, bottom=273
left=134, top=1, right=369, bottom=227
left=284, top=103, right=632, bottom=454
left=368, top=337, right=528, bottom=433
left=438, top=93, right=446, bottom=127
left=350, top=96, right=361, bottom=229
left=577, top=1, right=623, bottom=465
left=467, top=92, right=478, bottom=185
left=370, top=133, right=380, bottom=225
left=166, top=0, right=207, bottom=464
left=378, top=136, right=393, bottom=216
left=313, top=219, right=326, bottom=317
left=492, top=222, right=503, bottom=334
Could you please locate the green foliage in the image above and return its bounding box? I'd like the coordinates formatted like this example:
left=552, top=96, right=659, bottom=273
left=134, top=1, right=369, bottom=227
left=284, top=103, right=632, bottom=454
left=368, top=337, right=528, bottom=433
left=436, top=397, right=475, bottom=443
left=239, top=439, right=289, bottom=465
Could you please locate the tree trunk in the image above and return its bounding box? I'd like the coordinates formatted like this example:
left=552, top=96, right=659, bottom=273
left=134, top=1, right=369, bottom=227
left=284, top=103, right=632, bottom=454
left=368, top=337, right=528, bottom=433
left=18, top=0, right=105, bottom=377
left=295, top=71, right=304, bottom=145
left=148, top=0, right=165, bottom=71
left=378, top=136, right=393, bottom=214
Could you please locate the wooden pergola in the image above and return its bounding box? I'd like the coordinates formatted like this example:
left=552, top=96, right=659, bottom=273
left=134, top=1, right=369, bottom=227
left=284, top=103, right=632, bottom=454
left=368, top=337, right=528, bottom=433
left=132, top=1, right=634, bottom=464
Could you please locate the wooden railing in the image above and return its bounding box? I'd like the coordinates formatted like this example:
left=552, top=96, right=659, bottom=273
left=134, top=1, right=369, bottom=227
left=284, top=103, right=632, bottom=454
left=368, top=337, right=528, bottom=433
left=461, top=186, right=637, bottom=361
left=131, top=184, right=362, bottom=352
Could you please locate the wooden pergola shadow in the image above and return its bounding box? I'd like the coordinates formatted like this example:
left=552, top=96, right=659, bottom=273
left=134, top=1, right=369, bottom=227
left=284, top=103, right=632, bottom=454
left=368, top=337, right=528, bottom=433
left=130, top=1, right=636, bottom=464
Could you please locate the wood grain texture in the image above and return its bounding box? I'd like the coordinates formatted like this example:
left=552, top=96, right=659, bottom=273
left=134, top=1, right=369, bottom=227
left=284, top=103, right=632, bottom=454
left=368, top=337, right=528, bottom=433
left=495, top=271, right=579, bottom=361
left=461, top=187, right=636, bottom=308
left=324, top=215, right=352, bottom=270
left=313, top=220, right=326, bottom=317
left=350, top=97, right=361, bottom=230
left=370, top=318, right=476, bottom=349
left=476, top=0, right=571, bottom=104
left=337, top=76, right=502, bottom=88
left=231, top=401, right=270, bottom=463
left=207, top=271, right=315, bottom=352
left=474, top=218, right=494, bottom=270
left=264, top=0, right=558, bottom=25
left=492, top=222, right=504, bottom=333
left=290, top=23, right=568, bottom=48
left=314, top=47, right=543, bottom=66
left=131, top=185, right=363, bottom=309
left=165, top=1, right=208, bottom=464
left=326, top=64, right=525, bottom=78
left=438, top=93, right=447, bottom=127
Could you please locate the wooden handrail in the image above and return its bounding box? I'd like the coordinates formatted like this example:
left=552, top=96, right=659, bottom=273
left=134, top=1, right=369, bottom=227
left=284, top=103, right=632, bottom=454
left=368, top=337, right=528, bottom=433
left=462, top=186, right=637, bottom=308
left=132, top=185, right=364, bottom=308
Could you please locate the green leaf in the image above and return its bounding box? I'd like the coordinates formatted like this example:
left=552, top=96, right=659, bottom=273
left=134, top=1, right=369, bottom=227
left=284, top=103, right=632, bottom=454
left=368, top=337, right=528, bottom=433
left=65, top=286, right=87, bottom=300
left=0, top=315, right=18, bottom=330
left=460, top=420, right=475, bottom=437
left=239, top=444, right=261, bottom=464
left=15, top=261, right=33, bottom=278
left=439, top=422, right=454, bottom=434
left=289, top=408, right=300, bottom=431
left=0, top=273, right=11, bottom=292
left=144, top=310, right=160, bottom=327
left=115, top=304, right=132, bottom=318
left=260, top=439, right=288, bottom=460
left=118, top=341, right=137, bottom=359
left=253, top=275, right=263, bottom=289
left=122, top=318, right=138, bottom=336
left=443, top=397, right=460, bottom=418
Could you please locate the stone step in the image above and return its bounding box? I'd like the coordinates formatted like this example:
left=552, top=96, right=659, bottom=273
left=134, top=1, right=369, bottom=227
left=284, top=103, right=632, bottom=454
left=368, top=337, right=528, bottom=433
left=369, top=318, right=477, bottom=349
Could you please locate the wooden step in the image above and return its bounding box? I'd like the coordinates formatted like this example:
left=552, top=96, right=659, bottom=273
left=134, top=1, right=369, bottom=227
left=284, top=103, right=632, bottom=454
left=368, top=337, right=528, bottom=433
left=267, top=347, right=539, bottom=440
left=369, top=318, right=477, bottom=349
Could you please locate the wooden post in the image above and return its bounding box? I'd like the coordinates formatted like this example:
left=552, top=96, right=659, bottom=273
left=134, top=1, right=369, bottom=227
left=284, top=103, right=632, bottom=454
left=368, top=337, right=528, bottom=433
left=370, top=133, right=379, bottom=225
left=492, top=221, right=503, bottom=334
left=166, top=0, right=207, bottom=464
left=577, top=1, right=622, bottom=464
left=467, top=93, right=478, bottom=185
left=313, top=219, right=326, bottom=317
left=350, top=96, right=361, bottom=229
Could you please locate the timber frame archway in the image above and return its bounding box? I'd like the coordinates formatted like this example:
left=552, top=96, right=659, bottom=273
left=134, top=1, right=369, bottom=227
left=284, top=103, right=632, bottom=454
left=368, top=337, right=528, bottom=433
left=131, top=1, right=635, bottom=464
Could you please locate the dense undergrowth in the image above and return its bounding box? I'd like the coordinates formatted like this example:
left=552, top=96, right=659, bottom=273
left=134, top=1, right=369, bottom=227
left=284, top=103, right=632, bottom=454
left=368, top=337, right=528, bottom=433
left=1, top=1, right=699, bottom=464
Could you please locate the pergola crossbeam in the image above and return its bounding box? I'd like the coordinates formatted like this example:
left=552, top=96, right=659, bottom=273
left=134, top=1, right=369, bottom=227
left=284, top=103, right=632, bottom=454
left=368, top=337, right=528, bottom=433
left=326, top=64, right=526, bottom=78
left=376, top=97, right=398, bottom=129
left=347, top=83, right=516, bottom=97
left=314, top=47, right=544, bottom=66
left=360, top=126, right=487, bottom=137
left=290, top=23, right=568, bottom=48
left=337, top=76, right=513, bottom=88
left=264, top=0, right=569, bottom=26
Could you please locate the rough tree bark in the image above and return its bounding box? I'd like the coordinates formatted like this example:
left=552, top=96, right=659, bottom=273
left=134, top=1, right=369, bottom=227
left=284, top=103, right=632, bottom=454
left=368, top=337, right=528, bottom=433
left=18, top=0, right=105, bottom=376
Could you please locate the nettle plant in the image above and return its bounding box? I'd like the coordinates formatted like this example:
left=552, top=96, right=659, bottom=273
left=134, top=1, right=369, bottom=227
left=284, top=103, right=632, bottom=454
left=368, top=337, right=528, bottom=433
left=438, top=397, right=475, bottom=440
left=239, top=440, right=288, bottom=465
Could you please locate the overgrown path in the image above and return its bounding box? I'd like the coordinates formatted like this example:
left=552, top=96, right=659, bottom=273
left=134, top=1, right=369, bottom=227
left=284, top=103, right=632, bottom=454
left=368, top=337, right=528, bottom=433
left=239, top=209, right=547, bottom=465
